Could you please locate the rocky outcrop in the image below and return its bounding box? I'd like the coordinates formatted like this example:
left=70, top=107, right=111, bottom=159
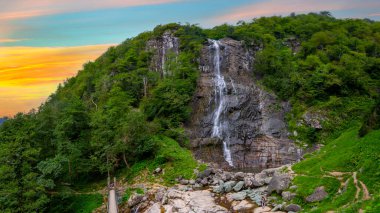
left=187, top=38, right=301, bottom=170
left=305, top=186, right=328, bottom=202
left=146, top=31, right=179, bottom=77
left=146, top=32, right=301, bottom=171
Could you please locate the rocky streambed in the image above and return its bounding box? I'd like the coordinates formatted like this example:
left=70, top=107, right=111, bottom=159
left=121, top=165, right=306, bottom=213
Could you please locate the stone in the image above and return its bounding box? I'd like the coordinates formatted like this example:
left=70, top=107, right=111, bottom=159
left=180, top=179, right=189, bottom=185
left=289, top=185, right=298, bottom=190
left=213, top=185, right=224, bottom=194
left=154, top=187, right=166, bottom=203
left=229, top=191, right=247, bottom=201
left=189, top=179, right=195, bottom=185
left=253, top=179, right=265, bottom=187
left=306, top=186, right=328, bottom=202
left=128, top=194, right=144, bottom=207
left=233, top=181, right=245, bottom=191
left=201, top=178, right=209, bottom=186
left=272, top=203, right=284, bottom=211
left=232, top=200, right=254, bottom=211
left=253, top=206, right=272, bottom=213
left=153, top=167, right=162, bottom=174
left=234, top=172, right=246, bottom=180
left=163, top=205, right=174, bottom=213
left=170, top=199, right=187, bottom=209
left=223, top=181, right=237, bottom=192
left=285, top=204, right=301, bottom=212
left=197, top=168, right=213, bottom=179
left=222, top=172, right=232, bottom=181
left=247, top=186, right=267, bottom=205
left=244, top=177, right=254, bottom=188
left=281, top=191, right=296, bottom=201
left=253, top=173, right=267, bottom=187
left=267, top=173, right=291, bottom=194
left=302, top=111, right=324, bottom=129
left=145, top=202, right=161, bottom=213
left=193, top=183, right=203, bottom=190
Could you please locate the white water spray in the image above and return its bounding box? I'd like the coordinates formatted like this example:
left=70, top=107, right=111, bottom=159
left=210, top=40, right=233, bottom=167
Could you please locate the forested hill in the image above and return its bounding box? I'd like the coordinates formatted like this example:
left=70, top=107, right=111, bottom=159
left=0, top=12, right=379, bottom=212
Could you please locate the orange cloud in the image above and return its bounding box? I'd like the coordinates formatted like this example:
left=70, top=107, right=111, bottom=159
left=209, top=0, right=380, bottom=24
left=0, top=44, right=112, bottom=116
left=0, top=38, right=24, bottom=43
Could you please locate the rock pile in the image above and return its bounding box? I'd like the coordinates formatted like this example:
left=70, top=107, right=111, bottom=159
left=123, top=165, right=305, bottom=213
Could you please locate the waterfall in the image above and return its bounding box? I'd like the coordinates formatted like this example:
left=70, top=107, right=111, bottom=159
left=210, top=40, right=233, bottom=167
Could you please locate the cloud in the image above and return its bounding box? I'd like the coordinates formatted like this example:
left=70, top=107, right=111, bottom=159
left=0, top=38, right=24, bottom=43
left=0, top=0, right=181, bottom=20
left=208, top=0, right=380, bottom=24
left=0, top=44, right=112, bottom=116
left=369, top=13, right=380, bottom=17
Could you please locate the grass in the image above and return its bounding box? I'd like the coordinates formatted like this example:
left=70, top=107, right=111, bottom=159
left=122, top=187, right=144, bottom=202
left=120, top=135, right=198, bottom=185
left=291, top=128, right=380, bottom=212
left=48, top=194, right=103, bottom=213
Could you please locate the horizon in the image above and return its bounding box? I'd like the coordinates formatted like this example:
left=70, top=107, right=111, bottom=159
left=1, top=0, right=380, bottom=117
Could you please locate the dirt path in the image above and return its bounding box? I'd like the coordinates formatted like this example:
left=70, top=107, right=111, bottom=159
left=353, top=172, right=361, bottom=199
left=359, top=181, right=371, bottom=200
left=323, top=170, right=371, bottom=202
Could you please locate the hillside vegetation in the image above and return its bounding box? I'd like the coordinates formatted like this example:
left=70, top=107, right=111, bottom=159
left=0, top=12, right=379, bottom=212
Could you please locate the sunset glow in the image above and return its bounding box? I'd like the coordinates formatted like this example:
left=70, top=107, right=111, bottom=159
left=0, top=45, right=111, bottom=116
left=0, top=0, right=379, bottom=116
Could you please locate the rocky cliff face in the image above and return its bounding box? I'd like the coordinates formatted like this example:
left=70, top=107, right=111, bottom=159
left=147, top=33, right=301, bottom=171
left=146, top=31, right=179, bottom=77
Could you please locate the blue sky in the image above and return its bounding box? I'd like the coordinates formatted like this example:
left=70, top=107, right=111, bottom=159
left=0, top=0, right=379, bottom=116
left=2, top=0, right=380, bottom=47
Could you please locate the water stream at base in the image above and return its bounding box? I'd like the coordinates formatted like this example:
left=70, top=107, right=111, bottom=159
left=210, top=40, right=233, bottom=167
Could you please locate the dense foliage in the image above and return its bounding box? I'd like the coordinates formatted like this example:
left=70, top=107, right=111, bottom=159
left=0, top=12, right=379, bottom=211
left=0, top=23, right=204, bottom=212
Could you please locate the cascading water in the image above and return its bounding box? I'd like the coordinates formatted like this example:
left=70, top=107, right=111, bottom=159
left=210, top=40, right=233, bottom=167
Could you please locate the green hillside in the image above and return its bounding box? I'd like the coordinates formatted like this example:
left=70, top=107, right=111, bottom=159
left=0, top=12, right=379, bottom=212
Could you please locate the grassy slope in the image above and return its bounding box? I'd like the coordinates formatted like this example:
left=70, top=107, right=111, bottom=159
left=291, top=128, right=380, bottom=212
left=119, top=135, right=200, bottom=185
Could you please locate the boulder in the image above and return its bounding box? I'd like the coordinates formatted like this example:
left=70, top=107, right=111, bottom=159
left=201, top=178, right=209, bottom=186
left=244, top=177, right=254, bottom=188
left=271, top=203, right=285, bottom=211
left=197, top=168, right=213, bottom=179
left=267, top=173, right=291, bottom=194
left=306, top=186, right=328, bottom=202
left=189, top=179, right=195, bottom=185
left=228, top=191, right=247, bottom=201
left=234, top=172, right=246, bottom=181
left=154, top=187, right=166, bottom=203
left=128, top=194, right=144, bottom=207
left=253, top=206, right=272, bottom=213
left=145, top=202, right=161, bottom=213
left=212, top=185, right=224, bottom=194
left=180, top=179, right=189, bottom=185
left=221, top=172, right=232, bottom=181
left=281, top=191, right=296, bottom=201
left=232, top=200, right=254, bottom=211
left=285, top=204, right=301, bottom=212
left=246, top=186, right=267, bottom=205
left=223, top=181, right=237, bottom=192
left=233, top=181, right=245, bottom=192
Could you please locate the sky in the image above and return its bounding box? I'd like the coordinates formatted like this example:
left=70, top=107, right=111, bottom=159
left=1, top=0, right=379, bottom=117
